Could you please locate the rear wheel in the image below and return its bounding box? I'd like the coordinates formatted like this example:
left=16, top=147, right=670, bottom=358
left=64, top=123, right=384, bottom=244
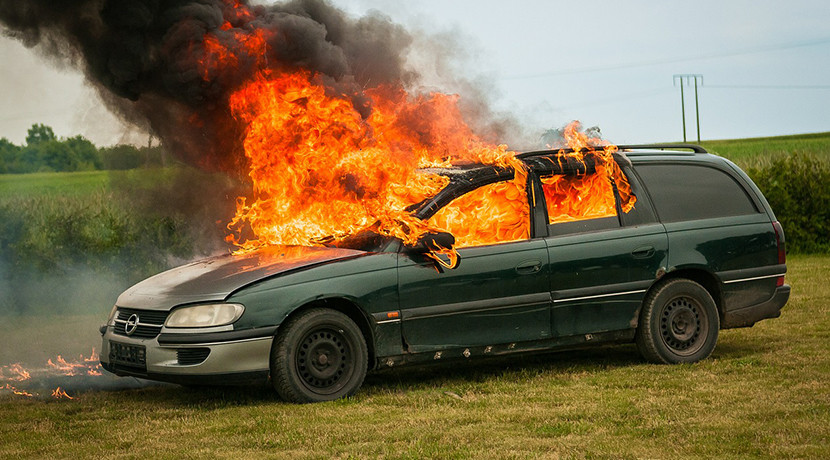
left=271, top=308, right=368, bottom=403
left=636, top=278, right=719, bottom=364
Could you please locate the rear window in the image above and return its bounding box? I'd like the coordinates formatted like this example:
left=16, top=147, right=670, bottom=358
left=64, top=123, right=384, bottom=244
left=635, top=163, right=758, bottom=222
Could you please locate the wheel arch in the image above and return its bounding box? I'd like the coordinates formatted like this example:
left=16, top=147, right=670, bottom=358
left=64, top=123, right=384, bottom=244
left=646, top=268, right=724, bottom=323
left=274, top=297, right=377, bottom=369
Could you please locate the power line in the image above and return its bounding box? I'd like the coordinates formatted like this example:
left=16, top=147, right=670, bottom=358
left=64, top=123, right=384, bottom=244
left=554, top=87, right=674, bottom=111
left=500, top=36, right=830, bottom=81
left=707, top=84, right=830, bottom=90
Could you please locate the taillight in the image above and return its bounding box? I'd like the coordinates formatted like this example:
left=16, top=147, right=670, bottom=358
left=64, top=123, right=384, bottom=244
left=772, top=221, right=786, bottom=264
left=772, top=221, right=786, bottom=287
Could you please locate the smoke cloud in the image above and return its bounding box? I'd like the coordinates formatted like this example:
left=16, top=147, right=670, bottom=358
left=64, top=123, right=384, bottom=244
left=0, top=0, right=423, bottom=172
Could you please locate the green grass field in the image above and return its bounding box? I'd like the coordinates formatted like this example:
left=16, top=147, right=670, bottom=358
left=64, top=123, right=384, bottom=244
left=702, top=131, right=830, bottom=169
left=1, top=132, right=828, bottom=458
left=0, top=254, right=827, bottom=459
left=0, top=167, right=198, bottom=197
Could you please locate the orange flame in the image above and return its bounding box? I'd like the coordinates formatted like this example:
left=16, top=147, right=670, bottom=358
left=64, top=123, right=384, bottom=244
left=541, top=122, right=635, bottom=224
left=192, top=3, right=632, bottom=256
left=1, top=349, right=102, bottom=399
left=48, top=355, right=86, bottom=376
left=47, top=349, right=103, bottom=376
left=3, top=363, right=31, bottom=381
left=51, top=387, right=73, bottom=400
left=3, top=383, right=34, bottom=398
left=83, top=348, right=100, bottom=363
left=224, top=69, right=523, bottom=252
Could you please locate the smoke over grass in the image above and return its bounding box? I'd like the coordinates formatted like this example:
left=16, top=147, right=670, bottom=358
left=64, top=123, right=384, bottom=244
left=0, top=168, right=242, bottom=315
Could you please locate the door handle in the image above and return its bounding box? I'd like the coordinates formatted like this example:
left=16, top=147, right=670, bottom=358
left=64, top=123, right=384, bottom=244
left=516, top=259, right=542, bottom=274
left=631, top=246, right=655, bottom=259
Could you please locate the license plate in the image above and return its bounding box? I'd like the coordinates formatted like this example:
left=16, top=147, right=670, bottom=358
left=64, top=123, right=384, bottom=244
left=109, top=342, right=146, bottom=369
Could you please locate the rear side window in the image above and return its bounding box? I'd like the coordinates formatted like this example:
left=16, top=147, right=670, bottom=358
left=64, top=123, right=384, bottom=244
left=538, top=161, right=638, bottom=236
left=540, top=173, right=617, bottom=224
left=635, top=164, right=758, bottom=222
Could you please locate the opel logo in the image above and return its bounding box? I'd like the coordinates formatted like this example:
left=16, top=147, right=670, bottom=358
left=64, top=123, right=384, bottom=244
left=124, top=314, right=139, bottom=336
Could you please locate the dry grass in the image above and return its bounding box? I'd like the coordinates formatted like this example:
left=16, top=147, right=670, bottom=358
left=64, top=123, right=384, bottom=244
left=1, top=255, right=827, bottom=459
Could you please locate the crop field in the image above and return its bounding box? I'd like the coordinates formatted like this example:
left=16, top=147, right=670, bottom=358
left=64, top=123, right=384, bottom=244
left=1, top=132, right=828, bottom=458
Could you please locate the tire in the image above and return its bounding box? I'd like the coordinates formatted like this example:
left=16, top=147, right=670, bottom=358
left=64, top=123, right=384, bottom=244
left=271, top=308, right=368, bottom=403
left=636, top=278, right=720, bottom=364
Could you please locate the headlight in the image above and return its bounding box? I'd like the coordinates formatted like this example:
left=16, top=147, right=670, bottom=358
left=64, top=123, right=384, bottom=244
left=107, top=305, right=118, bottom=326
left=165, top=303, right=245, bottom=328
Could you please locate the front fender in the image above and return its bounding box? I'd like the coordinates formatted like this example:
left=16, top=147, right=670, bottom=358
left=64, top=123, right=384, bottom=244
left=225, top=252, right=399, bottom=332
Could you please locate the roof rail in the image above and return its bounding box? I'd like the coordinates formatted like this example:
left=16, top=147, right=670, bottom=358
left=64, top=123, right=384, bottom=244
left=615, top=143, right=708, bottom=153
left=516, top=143, right=708, bottom=159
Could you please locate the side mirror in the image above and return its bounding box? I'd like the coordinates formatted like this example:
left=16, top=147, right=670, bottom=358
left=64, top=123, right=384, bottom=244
left=412, top=231, right=461, bottom=270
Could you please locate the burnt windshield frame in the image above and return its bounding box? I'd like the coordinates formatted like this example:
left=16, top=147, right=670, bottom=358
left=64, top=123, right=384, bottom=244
left=412, top=166, right=514, bottom=220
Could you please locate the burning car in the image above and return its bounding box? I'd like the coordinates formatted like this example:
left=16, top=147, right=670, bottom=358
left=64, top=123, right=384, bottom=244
left=100, top=144, right=789, bottom=402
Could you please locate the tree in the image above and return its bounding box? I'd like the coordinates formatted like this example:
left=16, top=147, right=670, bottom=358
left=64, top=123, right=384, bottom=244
left=25, top=124, right=56, bottom=145
left=65, top=135, right=102, bottom=170
left=100, top=144, right=144, bottom=170
left=0, top=138, right=20, bottom=173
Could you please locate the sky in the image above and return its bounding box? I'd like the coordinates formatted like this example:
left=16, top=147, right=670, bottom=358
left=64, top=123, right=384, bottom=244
left=1, top=0, right=829, bottom=147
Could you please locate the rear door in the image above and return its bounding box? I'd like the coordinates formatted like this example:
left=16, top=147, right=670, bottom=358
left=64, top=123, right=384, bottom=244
left=537, top=164, right=668, bottom=338
left=397, top=178, right=551, bottom=353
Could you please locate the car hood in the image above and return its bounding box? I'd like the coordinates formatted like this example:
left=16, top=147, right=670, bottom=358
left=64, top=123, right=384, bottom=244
left=116, top=245, right=366, bottom=311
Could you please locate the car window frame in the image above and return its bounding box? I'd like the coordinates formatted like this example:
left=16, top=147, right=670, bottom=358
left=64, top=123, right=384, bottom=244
left=531, top=169, right=626, bottom=238
left=632, top=161, right=762, bottom=224
left=415, top=172, right=541, bottom=249
left=617, top=164, right=658, bottom=228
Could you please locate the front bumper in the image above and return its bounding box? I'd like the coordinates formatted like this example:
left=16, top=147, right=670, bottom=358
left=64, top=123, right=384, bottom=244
left=100, top=325, right=277, bottom=385
left=722, top=284, right=790, bottom=329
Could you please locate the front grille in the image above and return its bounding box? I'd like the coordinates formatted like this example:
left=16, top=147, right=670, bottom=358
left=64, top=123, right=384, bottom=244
left=177, top=348, right=211, bottom=366
left=113, top=308, right=168, bottom=339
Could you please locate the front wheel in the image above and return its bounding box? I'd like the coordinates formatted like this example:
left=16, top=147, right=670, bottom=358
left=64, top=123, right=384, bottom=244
left=271, top=308, right=368, bottom=403
left=636, top=279, right=719, bottom=364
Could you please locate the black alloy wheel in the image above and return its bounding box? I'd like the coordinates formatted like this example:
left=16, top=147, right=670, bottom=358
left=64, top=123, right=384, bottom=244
left=271, top=308, right=368, bottom=403
left=636, top=278, right=719, bottom=364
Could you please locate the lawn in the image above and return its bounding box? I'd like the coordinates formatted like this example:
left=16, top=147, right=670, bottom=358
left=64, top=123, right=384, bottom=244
left=1, top=132, right=828, bottom=458
left=0, top=170, right=115, bottom=197
left=0, top=168, right=196, bottom=197
left=702, top=131, right=830, bottom=168
left=0, top=254, right=827, bottom=459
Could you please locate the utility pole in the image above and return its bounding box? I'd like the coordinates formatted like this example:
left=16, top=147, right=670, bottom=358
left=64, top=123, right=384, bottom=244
left=673, top=74, right=703, bottom=143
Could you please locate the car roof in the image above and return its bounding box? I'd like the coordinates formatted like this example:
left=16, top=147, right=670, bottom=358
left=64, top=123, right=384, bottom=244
left=412, top=144, right=721, bottom=219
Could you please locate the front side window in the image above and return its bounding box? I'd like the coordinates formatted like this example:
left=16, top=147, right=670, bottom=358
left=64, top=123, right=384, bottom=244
left=426, top=179, right=530, bottom=248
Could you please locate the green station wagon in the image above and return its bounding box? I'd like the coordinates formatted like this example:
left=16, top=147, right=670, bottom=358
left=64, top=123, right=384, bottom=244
left=100, top=144, right=790, bottom=402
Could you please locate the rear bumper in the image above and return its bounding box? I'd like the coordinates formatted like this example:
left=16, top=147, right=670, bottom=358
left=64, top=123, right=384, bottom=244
left=722, top=284, right=790, bottom=329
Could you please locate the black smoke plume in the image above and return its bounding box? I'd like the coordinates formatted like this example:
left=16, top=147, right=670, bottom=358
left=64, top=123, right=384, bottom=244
left=0, top=0, right=416, bottom=172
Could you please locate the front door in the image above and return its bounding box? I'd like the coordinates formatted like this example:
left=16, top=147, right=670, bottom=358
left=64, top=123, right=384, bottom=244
left=397, top=178, right=551, bottom=353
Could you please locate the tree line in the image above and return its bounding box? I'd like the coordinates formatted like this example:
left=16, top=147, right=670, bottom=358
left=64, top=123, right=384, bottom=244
left=0, top=124, right=166, bottom=173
